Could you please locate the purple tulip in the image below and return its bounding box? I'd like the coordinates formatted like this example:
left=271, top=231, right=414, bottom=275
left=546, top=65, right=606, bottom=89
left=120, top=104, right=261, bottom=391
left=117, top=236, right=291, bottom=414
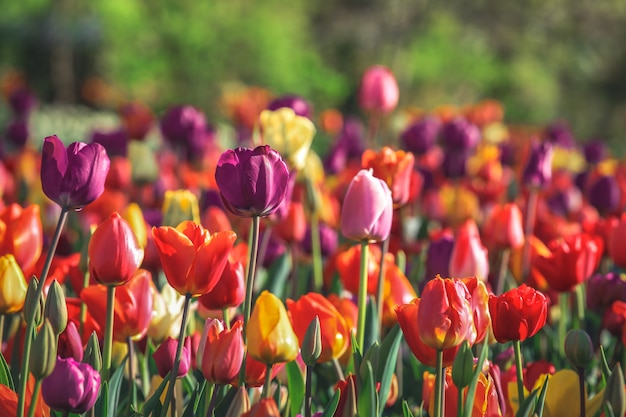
left=587, top=272, right=626, bottom=312
left=423, top=233, right=454, bottom=284
left=6, top=118, right=29, bottom=148
left=582, top=139, right=606, bottom=165
left=340, top=169, right=393, bottom=242
left=441, top=150, right=470, bottom=179
left=302, top=222, right=338, bottom=257
left=400, top=116, right=442, bottom=155
left=90, top=128, right=129, bottom=157
left=324, top=118, right=365, bottom=174
left=40, top=135, right=111, bottom=210
left=58, top=321, right=83, bottom=361
left=160, top=105, right=207, bottom=150
left=587, top=175, right=620, bottom=215
left=9, top=88, right=37, bottom=117
left=545, top=120, right=575, bottom=149
left=152, top=336, right=191, bottom=378
left=440, top=118, right=480, bottom=151
left=42, top=357, right=100, bottom=414
left=260, top=231, right=287, bottom=268
left=522, top=141, right=553, bottom=189
left=215, top=145, right=289, bottom=217
left=267, top=94, right=313, bottom=119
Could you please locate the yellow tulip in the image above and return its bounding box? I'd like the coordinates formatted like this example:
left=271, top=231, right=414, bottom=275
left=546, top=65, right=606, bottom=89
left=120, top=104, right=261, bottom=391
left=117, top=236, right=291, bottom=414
left=123, top=203, right=148, bottom=248
left=161, top=189, right=200, bottom=227
left=259, top=108, right=316, bottom=172
left=0, top=254, right=28, bottom=314
left=247, top=291, right=299, bottom=364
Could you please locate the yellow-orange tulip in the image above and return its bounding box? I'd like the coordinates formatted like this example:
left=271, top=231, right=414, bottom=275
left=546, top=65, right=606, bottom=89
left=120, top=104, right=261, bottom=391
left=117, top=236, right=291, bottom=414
left=247, top=291, right=299, bottom=365
left=0, top=254, right=27, bottom=314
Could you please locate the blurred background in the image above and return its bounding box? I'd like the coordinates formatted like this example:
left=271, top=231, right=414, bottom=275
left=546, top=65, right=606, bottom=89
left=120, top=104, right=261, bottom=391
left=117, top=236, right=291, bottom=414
left=1, top=0, right=626, bottom=151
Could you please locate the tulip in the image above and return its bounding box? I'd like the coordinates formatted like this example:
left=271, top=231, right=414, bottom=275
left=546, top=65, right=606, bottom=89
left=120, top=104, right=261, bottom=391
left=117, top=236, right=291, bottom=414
left=340, top=169, right=393, bottom=242
left=198, top=259, right=245, bottom=311
left=0, top=254, right=28, bottom=314
left=153, top=336, right=191, bottom=378
left=259, top=108, right=316, bottom=171
left=361, top=146, right=415, bottom=207
left=9, top=87, right=37, bottom=117
left=488, top=284, right=548, bottom=343
left=440, top=118, right=481, bottom=151
left=247, top=290, right=299, bottom=364
left=58, top=321, right=83, bottom=361
left=148, top=284, right=186, bottom=342
left=483, top=203, right=525, bottom=250
left=400, top=116, right=442, bottom=155
left=197, top=319, right=244, bottom=384
left=417, top=277, right=474, bottom=350
left=161, top=189, right=201, bottom=227
left=215, top=145, right=290, bottom=217
left=243, top=398, right=281, bottom=417
left=160, top=105, right=207, bottom=149
left=90, top=128, right=129, bottom=157
left=541, top=370, right=604, bottom=417
left=119, top=100, right=154, bottom=140
left=128, top=140, right=159, bottom=184
left=0, top=203, right=43, bottom=275
left=302, top=222, right=338, bottom=257
left=449, top=220, right=489, bottom=282
left=358, top=65, right=399, bottom=114
left=287, top=293, right=350, bottom=363
left=273, top=201, right=307, bottom=244
left=336, top=243, right=381, bottom=295
left=582, top=139, right=606, bottom=164
left=42, top=357, right=101, bottom=414
left=533, top=233, right=601, bottom=293
left=0, top=377, right=47, bottom=417
left=587, top=175, right=620, bottom=215
left=81, top=269, right=154, bottom=342
left=380, top=258, right=417, bottom=328
left=267, top=94, right=313, bottom=119
left=522, top=141, right=553, bottom=189
left=423, top=231, right=454, bottom=283
left=240, top=355, right=285, bottom=388
left=40, top=135, right=111, bottom=210
left=586, top=272, right=626, bottom=312
left=461, top=277, right=491, bottom=345
left=88, top=212, right=144, bottom=286
left=123, top=202, right=148, bottom=248
left=609, top=214, right=626, bottom=269
left=6, top=119, right=29, bottom=148
left=152, top=221, right=236, bottom=297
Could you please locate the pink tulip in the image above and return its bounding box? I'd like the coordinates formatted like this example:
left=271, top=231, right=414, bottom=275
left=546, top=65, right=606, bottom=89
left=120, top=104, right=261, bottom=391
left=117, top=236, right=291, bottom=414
left=449, top=219, right=489, bottom=281
left=358, top=66, right=399, bottom=114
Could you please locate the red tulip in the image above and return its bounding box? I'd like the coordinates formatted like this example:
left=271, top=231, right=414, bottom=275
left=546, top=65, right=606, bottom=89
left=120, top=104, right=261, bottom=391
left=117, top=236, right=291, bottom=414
left=608, top=213, right=626, bottom=269
left=335, top=243, right=381, bottom=295
left=488, top=284, right=548, bottom=343
left=0, top=203, right=42, bottom=275
left=198, top=259, right=245, bottom=311
left=449, top=220, right=489, bottom=282
left=242, top=398, right=280, bottom=417
left=483, top=203, right=525, bottom=250
left=197, top=319, right=244, bottom=384
left=461, top=277, right=492, bottom=345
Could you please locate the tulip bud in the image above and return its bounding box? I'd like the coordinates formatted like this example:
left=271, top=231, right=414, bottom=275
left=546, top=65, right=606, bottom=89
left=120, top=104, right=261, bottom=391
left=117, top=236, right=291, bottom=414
left=243, top=397, right=280, bottom=417
left=452, top=341, right=474, bottom=389
left=0, top=254, right=28, bottom=314
left=123, top=203, right=148, bottom=248
left=564, top=329, right=594, bottom=369
left=522, top=141, right=553, bottom=189
left=225, top=387, right=251, bottom=417
left=23, top=277, right=43, bottom=326
left=358, top=65, right=399, bottom=114
left=301, top=316, right=322, bottom=366
left=153, top=336, right=191, bottom=378
left=162, top=189, right=200, bottom=227
left=58, top=321, right=84, bottom=361
left=44, top=280, right=67, bottom=335
left=604, top=364, right=626, bottom=417
left=30, top=320, right=57, bottom=380
left=83, top=331, right=102, bottom=372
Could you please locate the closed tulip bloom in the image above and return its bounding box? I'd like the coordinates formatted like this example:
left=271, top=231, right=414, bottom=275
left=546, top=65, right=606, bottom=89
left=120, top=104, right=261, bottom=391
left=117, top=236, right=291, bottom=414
left=0, top=203, right=43, bottom=275
left=40, top=135, right=110, bottom=210
left=148, top=284, right=185, bottom=342
left=58, top=321, right=83, bottom=361
left=273, top=201, right=307, bottom=243
left=161, top=189, right=201, bottom=227
left=0, top=254, right=27, bottom=314
left=361, top=146, right=415, bottom=207
left=287, top=293, right=350, bottom=363
left=358, top=65, right=399, bottom=114
left=119, top=100, right=154, bottom=141
left=522, top=141, right=553, bottom=189
left=215, top=145, right=290, bottom=217
left=198, top=259, right=245, bottom=310
left=153, top=336, right=191, bottom=378
left=42, top=357, right=100, bottom=414
left=533, top=233, right=602, bottom=293
left=152, top=221, right=236, bottom=297
left=90, top=128, right=129, bottom=157
left=449, top=220, right=490, bottom=282
left=247, top=291, right=299, bottom=364
left=400, top=116, right=442, bottom=155
left=488, top=284, right=548, bottom=343
left=440, top=118, right=481, bottom=151
left=587, top=175, right=620, bottom=215
left=483, top=203, right=525, bottom=250
left=259, top=108, right=316, bottom=171
left=243, top=398, right=281, bottom=417
left=423, top=231, right=454, bottom=283
left=340, top=169, right=393, bottom=242
left=197, top=319, right=244, bottom=384
left=160, top=105, right=207, bottom=148
left=417, top=277, right=474, bottom=350
left=461, top=277, right=492, bottom=344
left=88, top=212, right=144, bottom=286
left=609, top=215, right=626, bottom=269
left=586, top=272, right=626, bottom=312
left=336, top=243, right=382, bottom=295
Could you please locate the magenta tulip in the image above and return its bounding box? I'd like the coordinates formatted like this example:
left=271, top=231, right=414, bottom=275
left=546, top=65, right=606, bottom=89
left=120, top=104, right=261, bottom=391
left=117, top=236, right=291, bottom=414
left=358, top=65, right=399, bottom=114
left=152, top=336, right=191, bottom=378
left=522, top=141, right=553, bottom=189
left=42, top=357, right=100, bottom=414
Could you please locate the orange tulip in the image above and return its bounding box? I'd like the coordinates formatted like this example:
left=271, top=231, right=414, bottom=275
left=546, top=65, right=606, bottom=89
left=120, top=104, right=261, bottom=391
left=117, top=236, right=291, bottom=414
left=287, top=293, right=350, bottom=363
left=273, top=201, right=307, bottom=243
left=361, top=146, right=415, bottom=207
left=242, top=398, right=280, bottom=417
left=152, top=221, right=236, bottom=297
left=380, top=257, right=417, bottom=328
left=81, top=269, right=154, bottom=342
left=0, top=203, right=42, bottom=275
left=336, top=243, right=382, bottom=295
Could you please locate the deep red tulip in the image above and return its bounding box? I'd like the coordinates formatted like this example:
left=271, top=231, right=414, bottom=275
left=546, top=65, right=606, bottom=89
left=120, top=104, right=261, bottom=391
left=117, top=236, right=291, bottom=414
left=488, top=284, right=548, bottom=343
left=153, top=337, right=191, bottom=378
left=198, top=259, right=245, bottom=310
left=40, top=135, right=110, bottom=210
left=119, top=100, right=154, bottom=140
left=608, top=214, right=626, bottom=269
left=0, top=203, right=42, bottom=275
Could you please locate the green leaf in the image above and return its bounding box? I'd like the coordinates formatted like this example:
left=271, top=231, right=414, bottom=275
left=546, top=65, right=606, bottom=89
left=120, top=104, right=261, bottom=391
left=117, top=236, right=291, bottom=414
left=320, top=389, right=340, bottom=417
left=351, top=332, right=362, bottom=387
left=214, top=386, right=238, bottom=417
left=363, top=296, right=379, bottom=350
left=94, top=381, right=109, bottom=417
left=265, top=252, right=292, bottom=299
left=402, top=400, right=415, bottom=417
left=0, top=352, right=14, bottom=391
left=600, top=345, right=612, bottom=381
left=142, top=372, right=170, bottom=417
left=515, top=388, right=539, bottom=417
left=376, top=325, right=403, bottom=417
left=287, top=361, right=305, bottom=417
left=463, top=339, right=489, bottom=417
left=107, top=358, right=127, bottom=417
left=534, top=376, right=549, bottom=417
left=182, top=380, right=205, bottom=417
left=358, top=361, right=377, bottom=417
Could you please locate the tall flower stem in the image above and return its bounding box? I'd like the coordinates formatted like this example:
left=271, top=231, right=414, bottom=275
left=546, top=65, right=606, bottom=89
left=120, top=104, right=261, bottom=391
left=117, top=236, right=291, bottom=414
left=160, top=293, right=192, bottom=417
left=495, top=249, right=511, bottom=295
left=305, top=364, right=313, bottom=417
left=558, top=293, right=569, bottom=355
left=514, top=340, right=525, bottom=405
left=522, top=189, right=538, bottom=280
left=79, top=271, right=90, bottom=335
left=205, top=383, right=218, bottom=417
left=376, top=238, right=389, bottom=336
left=262, top=364, right=273, bottom=399
left=434, top=349, right=444, bottom=417
left=239, top=215, right=261, bottom=386
left=310, top=212, right=323, bottom=292
left=26, top=379, right=42, bottom=417
left=577, top=367, right=586, bottom=417
left=17, top=207, right=69, bottom=417
left=357, top=241, right=370, bottom=349
left=101, top=286, right=116, bottom=381
left=127, top=336, right=137, bottom=410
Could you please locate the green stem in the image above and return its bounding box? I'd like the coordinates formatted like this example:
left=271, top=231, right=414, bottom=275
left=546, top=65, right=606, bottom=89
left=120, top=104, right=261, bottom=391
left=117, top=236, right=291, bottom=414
left=238, top=215, right=260, bottom=386
left=310, top=212, right=323, bottom=292
left=101, top=285, right=116, bottom=381
left=25, top=379, right=41, bottom=417
left=434, top=349, right=444, bottom=417
left=376, top=238, right=389, bottom=337
left=161, top=293, right=192, bottom=417
left=577, top=367, right=585, bottom=417
left=457, top=381, right=464, bottom=417
left=80, top=271, right=90, bottom=336
left=522, top=189, right=538, bottom=281
left=305, top=364, right=313, bottom=417
left=559, top=292, right=569, bottom=356
left=332, top=358, right=345, bottom=382
left=290, top=243, right=300, bottom=299
left=495, top=249, right=510, bottom=295
left=203, top=382, right=214, bottom=417
left=205, top=383, right=219, bottom=417
left=17, top=207, right=68, bottom=417
left=574, top=285, right=585, bottom=329
left=128, top=336, right=137, bottom=411
left=514, top=340, right=525, bottom=405
left=222, top=309, right=230, bottom=330
left=357, top=241, right=369, bottom=349
left=262, top=364, right=273, bottom=399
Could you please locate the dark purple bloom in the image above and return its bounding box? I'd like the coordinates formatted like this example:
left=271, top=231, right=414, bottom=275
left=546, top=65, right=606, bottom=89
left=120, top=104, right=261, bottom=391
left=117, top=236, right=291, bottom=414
left=422, top=232, right=454, bottom=283
left=440, top=118, right=480, bottom=151
left=42, top=357, right=100, bottom=414
left=401, top=116, right=442, bottom=155
left=582, top=139, right=606, bottom=165
left=302, top=222, right=338, bottom=257
left=587, top=175, right=620, bottom=215
left=215, top=145, right=289, bottom=217
left=6, top=118, right=29, bottom=148
left=152, top=337, right=191, bottom=378
left=90, top=128, right=129, bottom=157
left=267, top=94, right=312, bottom=119
left=57, top=321, right=83, bottom=361
left=522, top=141, right=553, bottom=189
left=160, top=105, right=207, bottom=149
left=587, top=272, right=626, bottom=312
left=41, top=135, right=111, bottom=210
left=9, top=88, right=37, bottom=117
left=499, top=141, right=516, bottom=167
left=323, top=118, right=365, bottom=174
left=441, top=150, right=470, bottom=179
left=545, top=120, right=575, bottom=149
left=261, top=231, right=287, bottom=268
left=270, top=171, right=297, bottom=221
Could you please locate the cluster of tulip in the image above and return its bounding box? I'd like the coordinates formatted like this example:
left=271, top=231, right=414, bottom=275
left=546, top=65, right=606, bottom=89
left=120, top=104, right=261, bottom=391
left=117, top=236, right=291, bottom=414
left=0, top=64, right=626, bottom=417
